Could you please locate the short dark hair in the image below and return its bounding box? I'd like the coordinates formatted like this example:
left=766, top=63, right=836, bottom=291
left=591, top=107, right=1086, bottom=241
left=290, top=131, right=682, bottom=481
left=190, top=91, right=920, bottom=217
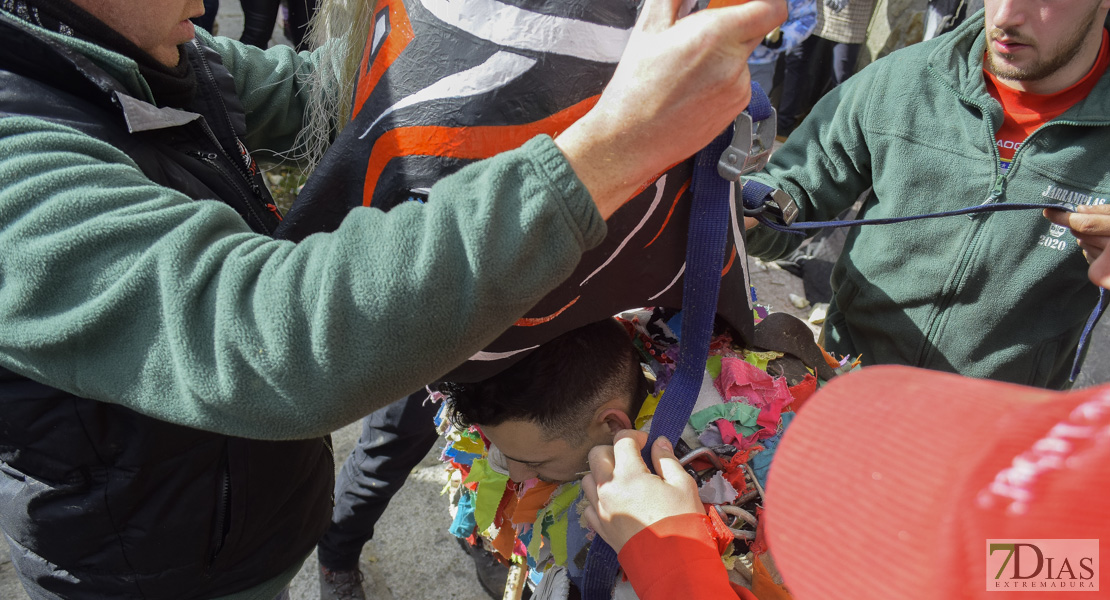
left=442, top=318, right=649, bottom=443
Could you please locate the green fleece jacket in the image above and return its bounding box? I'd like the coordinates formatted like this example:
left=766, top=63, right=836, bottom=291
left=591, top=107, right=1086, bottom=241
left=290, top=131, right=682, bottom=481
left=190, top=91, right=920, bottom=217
left=0, top=24, right=605, bottom=441
left=747, top=12, right=1108, bottom=389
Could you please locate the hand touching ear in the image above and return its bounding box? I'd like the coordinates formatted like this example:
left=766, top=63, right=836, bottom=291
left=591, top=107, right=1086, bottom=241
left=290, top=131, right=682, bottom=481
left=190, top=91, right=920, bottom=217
left=581, top=430, right=703, bottom=553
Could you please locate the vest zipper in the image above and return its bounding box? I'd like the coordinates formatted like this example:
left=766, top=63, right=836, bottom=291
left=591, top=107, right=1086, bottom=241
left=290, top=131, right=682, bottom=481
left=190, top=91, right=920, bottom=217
left=208, top=464, right=232, bottom=570
left=190, top=147, right=271, bottom=233
left=190, top=42, right=279, bottom=226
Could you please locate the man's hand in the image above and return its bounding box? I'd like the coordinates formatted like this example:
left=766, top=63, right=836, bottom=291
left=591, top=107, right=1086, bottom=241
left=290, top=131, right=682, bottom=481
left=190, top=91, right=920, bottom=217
left=1045, top=204, right=1110, bottom=288
left=555, top=0, right=787, bottom=218
left=581, top=430, right=703, bottom=553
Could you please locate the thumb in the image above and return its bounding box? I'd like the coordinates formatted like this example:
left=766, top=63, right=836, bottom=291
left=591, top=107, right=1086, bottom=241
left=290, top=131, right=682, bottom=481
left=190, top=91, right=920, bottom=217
left=637, top=0, right=683, bottom=33
left=611, top=429, right=651, bottom=477
left=1091, top=249, right=1110, bottom=289
left=651, top=436, right=692, bottom=486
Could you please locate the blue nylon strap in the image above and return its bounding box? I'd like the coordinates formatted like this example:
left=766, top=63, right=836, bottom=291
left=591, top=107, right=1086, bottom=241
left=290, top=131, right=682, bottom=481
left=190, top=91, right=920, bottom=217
left=579, top=84, right=770, bottom=600
left=1072, top=286, right=1109, bottom=381
left=778, top=201, right=1079, bottom=229
left=747, top=81, right=773, bottom=122
left=639, top=131, right=733, bottom=458
left=580, top=126, right=733, bottom=600
left=743, top=180, right=1082, bottom=235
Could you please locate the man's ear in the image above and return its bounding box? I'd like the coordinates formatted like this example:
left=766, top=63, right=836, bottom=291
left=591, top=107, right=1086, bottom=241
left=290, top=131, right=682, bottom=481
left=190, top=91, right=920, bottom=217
left=597, top=407, right=634, bottom=438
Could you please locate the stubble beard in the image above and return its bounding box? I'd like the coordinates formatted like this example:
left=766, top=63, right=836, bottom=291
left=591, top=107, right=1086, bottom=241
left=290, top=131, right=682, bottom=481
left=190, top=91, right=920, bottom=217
left=985, top=8, right=1102, bottom=84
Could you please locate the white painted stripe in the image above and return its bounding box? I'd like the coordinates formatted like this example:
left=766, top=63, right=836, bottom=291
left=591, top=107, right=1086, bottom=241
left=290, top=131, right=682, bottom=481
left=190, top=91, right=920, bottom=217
left=729, top=183, right=753, bottom=310
left=371, top=11, right=388, bottom=56
left=580, top=175, right=669, bottom=287
left=420, top=0, right=631, bottom=63
left=469, top=345, right=540, bottom=361
left=358, top=50, right=536, bottom=139
left=649, top=262, right=686, bottom=302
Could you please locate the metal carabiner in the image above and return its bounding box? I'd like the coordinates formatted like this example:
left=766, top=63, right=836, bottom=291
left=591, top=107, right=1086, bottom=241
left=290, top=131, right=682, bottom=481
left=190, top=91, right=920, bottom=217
left=678, top=446, right=727, bottom=471
left=717, top=110, right=777, bottom=183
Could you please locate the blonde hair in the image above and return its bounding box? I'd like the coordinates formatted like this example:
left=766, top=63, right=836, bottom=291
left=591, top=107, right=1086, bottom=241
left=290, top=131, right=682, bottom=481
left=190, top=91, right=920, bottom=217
left=296, top=0, right=377, bottom=171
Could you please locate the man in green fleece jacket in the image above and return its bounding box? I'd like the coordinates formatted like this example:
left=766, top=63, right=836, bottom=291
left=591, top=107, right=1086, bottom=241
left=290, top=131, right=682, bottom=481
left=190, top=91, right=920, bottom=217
left=745, top=0, right=1110, bottom=389
left=0, top=0, right=787, bottom=598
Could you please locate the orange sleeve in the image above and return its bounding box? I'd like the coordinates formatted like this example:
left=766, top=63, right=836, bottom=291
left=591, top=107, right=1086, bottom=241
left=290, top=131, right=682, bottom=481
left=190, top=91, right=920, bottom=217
left=617, top=513, right=745, bottom=599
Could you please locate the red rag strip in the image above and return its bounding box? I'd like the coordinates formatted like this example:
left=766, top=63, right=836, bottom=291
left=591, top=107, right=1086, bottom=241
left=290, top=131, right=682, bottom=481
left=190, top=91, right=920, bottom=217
left=702, top=506, right=736, bottom=556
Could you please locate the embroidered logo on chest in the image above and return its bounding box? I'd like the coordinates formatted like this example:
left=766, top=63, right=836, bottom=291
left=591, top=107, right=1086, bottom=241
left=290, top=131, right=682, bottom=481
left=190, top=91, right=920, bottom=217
left=1041, top=183, right=1108, bottom=207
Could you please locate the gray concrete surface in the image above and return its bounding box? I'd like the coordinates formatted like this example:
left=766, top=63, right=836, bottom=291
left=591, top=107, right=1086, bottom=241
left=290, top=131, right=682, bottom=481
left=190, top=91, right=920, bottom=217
left=286, top=424, right=489, bottom=600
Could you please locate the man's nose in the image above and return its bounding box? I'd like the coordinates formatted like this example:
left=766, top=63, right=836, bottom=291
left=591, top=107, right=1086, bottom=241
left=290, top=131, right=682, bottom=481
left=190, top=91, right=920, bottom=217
left=991, top=0, right=1027, bottom=30
left=507, top=461, right=538, bottom=483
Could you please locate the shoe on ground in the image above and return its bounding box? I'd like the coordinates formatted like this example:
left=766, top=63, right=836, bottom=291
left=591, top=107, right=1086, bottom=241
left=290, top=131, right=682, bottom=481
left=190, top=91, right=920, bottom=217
left=319, top=566, right=367, bottom=600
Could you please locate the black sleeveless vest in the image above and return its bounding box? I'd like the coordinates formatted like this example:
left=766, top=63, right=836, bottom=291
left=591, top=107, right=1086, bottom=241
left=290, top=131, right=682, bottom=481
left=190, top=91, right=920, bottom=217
left=0, top=16, right=333, bottom=599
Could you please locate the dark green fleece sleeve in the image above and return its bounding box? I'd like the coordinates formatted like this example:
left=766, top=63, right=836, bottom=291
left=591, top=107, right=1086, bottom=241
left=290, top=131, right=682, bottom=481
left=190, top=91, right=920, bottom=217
left=0, top=119, right=604, bottom=440
left=745, top=60, right=878, bottom=261
left=194, top=29, right=323, bottom=157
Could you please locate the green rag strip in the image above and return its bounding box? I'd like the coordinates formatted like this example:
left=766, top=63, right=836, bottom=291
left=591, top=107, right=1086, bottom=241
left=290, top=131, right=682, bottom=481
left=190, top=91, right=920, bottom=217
left=464, top=459, right=510, bottom=532
left=688, top=402, right=762, bottom=433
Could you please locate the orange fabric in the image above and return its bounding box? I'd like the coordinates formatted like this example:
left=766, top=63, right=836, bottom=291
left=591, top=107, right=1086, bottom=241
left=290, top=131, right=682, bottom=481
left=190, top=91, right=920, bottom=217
left=751, top=554, right=793, bottom=600
left=984, top=30, right=1108, bottom=166
left=493, top=487, right=517, bottom=529
left=748, top=507, right=768, bottom=556
left=619, top=513, right=740, bottom=600
left=491, top=516, right=517, bottom=560
left=786, top=374, right=817, bottom=410
left=352, top=0, right=415, bottom=119
left=721, top=245, right=738, bottom=277
left=507, top=481, right=561, bottom=525
left=817, top=345, right=841, bottom=371
left=704, top=505, right=737, bottom=555
left=362, top=97, right=598, bottom=206
left=644, top=179, right=691, bottom=248
left=722, top=451, right=753, bottom=495
left=514, top=296, right=580, bottom=327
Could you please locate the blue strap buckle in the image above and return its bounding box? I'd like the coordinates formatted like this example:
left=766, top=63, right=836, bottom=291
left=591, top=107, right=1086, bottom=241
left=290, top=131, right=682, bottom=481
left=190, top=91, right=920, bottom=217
left=717, top=109, right=777, bottom=182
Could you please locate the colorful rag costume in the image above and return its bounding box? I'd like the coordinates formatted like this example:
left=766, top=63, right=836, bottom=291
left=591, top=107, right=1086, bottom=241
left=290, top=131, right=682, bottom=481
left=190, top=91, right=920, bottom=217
left=436, top=308, right=858, bottom=599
